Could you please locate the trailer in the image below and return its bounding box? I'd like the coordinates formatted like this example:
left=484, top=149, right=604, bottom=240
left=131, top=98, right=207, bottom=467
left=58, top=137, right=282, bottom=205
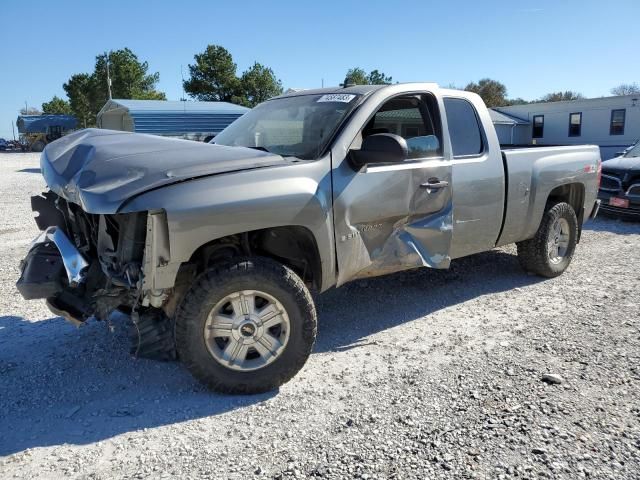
left=16, top=115, right=77, bottom=152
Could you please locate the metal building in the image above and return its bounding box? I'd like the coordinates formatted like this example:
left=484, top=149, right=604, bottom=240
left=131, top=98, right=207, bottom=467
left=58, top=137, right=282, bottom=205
left=16, top=114, right=77, bottom=134
left=489, top=110, right=530, bottom=146
left=97, top=99, right=250, bottom=141
left=496, top=94, right=639, bottom=159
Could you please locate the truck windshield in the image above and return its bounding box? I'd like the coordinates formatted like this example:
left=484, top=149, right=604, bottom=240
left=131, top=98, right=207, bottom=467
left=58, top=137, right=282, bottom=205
left=624, top=142, right=639, bottom=158
left=213, top=93, right=361, bottom=160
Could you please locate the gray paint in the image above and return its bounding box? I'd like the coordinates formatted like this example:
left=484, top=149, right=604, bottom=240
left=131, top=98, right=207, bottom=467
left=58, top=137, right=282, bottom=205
left=39, top=83, right=601, bottom=296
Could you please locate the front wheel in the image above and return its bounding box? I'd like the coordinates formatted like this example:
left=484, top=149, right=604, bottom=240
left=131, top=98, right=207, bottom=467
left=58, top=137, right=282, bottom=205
left=175, top=257, right=317, bottom=394
left=517, top=202, right=578, bottom=278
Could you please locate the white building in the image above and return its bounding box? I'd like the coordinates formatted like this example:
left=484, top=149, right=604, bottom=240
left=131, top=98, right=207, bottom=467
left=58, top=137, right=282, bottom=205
left=488, top=110, right=530, bottom=146
left=496, top=94, right=639, bottom=159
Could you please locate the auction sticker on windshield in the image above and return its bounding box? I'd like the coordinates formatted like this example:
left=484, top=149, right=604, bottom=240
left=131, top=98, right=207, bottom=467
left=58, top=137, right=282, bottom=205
left=317, top=94, right=356, bottom=103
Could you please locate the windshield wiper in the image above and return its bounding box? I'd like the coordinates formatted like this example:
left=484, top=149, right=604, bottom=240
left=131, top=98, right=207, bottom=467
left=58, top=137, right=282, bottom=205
left=247, top=146, right=271, bottom=153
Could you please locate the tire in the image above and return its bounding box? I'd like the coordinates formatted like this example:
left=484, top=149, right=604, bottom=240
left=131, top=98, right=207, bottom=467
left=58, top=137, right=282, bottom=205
left=175, top=257, right=317, bottom=394
left=31, top=140, right=46, bottom=152
left=129, top=309, right=177, bottom=361
left=517, top=202, right=578, bottom=278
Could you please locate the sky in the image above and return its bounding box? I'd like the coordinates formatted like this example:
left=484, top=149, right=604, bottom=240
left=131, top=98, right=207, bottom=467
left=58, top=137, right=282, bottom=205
left=1, top=0, right=639, bottom=139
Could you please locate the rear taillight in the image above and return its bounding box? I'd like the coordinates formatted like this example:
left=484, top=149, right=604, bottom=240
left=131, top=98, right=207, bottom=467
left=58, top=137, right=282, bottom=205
left=597, top=159, right=602, bottom=189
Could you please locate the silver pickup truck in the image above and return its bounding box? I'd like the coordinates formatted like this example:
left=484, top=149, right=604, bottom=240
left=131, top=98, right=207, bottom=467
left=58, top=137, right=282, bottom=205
left=17, top=83, right=601, bottom=393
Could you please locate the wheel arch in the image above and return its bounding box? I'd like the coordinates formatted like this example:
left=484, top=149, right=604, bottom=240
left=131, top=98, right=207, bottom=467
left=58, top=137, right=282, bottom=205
left=188, top=225, right=323, bottom=290
left=546, top=182, right=585, bottom=241
left=162, top=226, right=323, bottom=320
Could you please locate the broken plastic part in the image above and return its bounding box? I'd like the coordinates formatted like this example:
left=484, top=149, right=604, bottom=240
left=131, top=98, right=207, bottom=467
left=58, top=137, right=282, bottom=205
left=30, top=226, right=89, bottom=286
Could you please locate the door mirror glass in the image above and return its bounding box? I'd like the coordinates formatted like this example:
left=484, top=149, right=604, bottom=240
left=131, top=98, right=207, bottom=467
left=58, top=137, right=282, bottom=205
left=349, top=133, right=408, bottom=167
left=406, top=135, right=440, bottom=158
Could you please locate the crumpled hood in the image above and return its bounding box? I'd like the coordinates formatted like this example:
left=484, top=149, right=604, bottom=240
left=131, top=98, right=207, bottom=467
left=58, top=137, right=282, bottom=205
left=602, top=155, right=640, bottom=172
left=41, top=128, right=288, bottom=213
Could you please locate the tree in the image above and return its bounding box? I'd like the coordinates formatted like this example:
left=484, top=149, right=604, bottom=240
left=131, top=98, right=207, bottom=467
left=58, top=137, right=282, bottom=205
left=183, top=45, right=240, bottom=102
left=538, top=91, right=584, bottom=102
left=464, top=78, right=508, bottom=108
left=63, top=73, right=94, bottom=127
left=505, top=97, right=529, bottom=106
left=343, top=67, right=369, bottom=86
left=239, top=62, right=283, bottom=107
left=611, top=83, right=640, bottom=96
left=42, top=96, right=72, bottom=115
left=20, top=106, right=42, bottom=115
left=93, top=49, right=165, bottom=109
left=343, top=68, right=393, bottom=86
left=183, top=45, right=284, bottom=106
left=61, top=49, right=165, bottom=127
left=368, top=70, right=393, bottom=85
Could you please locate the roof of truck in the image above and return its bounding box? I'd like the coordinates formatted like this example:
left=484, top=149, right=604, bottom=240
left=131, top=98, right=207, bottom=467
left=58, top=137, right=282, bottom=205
left=274, top=82, right=454, bottom=101
left=273, top=85, right=387, bottom=99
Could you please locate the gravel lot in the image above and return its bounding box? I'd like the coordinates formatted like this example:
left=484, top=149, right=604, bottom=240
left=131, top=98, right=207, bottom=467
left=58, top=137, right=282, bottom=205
left=0, top=152, right=638, bottom=479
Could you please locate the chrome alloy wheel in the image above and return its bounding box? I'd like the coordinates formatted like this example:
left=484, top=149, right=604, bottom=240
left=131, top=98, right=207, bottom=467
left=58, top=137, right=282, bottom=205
left=203, top=290, right=290, bottom=371
left=547, top=217, right=570, bottom=264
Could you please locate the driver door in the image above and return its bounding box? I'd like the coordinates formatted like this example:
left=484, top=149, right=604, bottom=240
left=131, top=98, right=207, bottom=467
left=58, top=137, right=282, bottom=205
left=331, top=93, right=453, bottom=286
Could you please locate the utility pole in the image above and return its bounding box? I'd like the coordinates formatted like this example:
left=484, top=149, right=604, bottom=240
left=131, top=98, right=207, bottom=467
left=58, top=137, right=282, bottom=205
left=11, top=121, right=16, bottom=141
left=105, top=51, right=113, bottom=100
left=24, top=101, right=28, bottom=115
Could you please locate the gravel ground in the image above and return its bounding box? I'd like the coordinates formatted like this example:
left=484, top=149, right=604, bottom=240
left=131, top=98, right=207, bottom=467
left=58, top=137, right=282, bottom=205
left=0, top=152, right=639, bottom=479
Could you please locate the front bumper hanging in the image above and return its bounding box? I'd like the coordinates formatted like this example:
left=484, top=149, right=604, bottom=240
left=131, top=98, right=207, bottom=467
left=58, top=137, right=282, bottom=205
left=16, top=226, right=89, bottom=300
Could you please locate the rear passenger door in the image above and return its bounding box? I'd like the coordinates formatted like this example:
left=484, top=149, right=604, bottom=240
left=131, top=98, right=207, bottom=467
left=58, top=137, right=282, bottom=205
left=331, top=93, right=453, bottom=285
left=443, top=97, right=505, bottom=258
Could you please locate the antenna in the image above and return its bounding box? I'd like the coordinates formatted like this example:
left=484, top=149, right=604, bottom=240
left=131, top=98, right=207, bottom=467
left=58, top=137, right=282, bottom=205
left=181, top=65, right=187, bottom=112
left=105, top=51, right=113, bottom=100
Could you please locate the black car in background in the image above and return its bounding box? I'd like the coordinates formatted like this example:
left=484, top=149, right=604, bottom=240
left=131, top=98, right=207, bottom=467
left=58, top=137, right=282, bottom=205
left=599, top=141, right=640, bottom=219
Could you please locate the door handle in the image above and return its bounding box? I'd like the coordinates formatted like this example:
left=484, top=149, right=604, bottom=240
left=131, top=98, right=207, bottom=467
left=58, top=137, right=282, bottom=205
left=420, top=178, right=449, bottom=190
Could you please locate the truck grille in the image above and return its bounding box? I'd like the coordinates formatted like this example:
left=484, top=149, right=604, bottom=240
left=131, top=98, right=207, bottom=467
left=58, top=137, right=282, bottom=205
left=628, top=183, right=640, bottom=198
left=600, top=174, right=622, bottom=193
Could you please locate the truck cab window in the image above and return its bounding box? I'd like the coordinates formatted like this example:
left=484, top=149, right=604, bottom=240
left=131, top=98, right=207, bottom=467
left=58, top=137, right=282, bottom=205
left=443, top=98, right=484, bottom=157
left=355, top=95, right=442, bottom=159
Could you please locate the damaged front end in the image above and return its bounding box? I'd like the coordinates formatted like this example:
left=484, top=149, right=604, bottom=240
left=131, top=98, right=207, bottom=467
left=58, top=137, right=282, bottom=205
left=16, top=190, right=153, bottom=324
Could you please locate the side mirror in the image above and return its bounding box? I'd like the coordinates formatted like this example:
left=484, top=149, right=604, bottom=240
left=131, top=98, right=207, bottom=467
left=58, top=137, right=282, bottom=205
left=349, top=133, right=408, bottom=167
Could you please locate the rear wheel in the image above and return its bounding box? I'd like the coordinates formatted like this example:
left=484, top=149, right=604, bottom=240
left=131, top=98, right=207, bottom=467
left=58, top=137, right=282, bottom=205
left=517, top=202, right=578, bottom=278
left=175, top=257, right=317, bottom=394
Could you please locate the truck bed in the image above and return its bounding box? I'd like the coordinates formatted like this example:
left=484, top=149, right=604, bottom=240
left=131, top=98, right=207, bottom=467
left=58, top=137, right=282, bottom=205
left=496, top=145, right=601, bottom=246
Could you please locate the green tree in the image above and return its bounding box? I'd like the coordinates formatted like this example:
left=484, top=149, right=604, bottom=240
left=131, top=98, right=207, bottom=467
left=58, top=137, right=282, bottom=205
left=183, top=45, right=240, bottom=102
left=611, top=83, right=640, bottom=96
left=367, top=69, right=393, bottom=85
left=343, top=67, right=369, bottom=85
left=63, top=49, right=165, bottom=127
left=93, top=49, right=165, bottom=109
left=239, top=62, right=283, bottom=107
left=464, top=78, right=509, bottom=108
left=538, top=91, right=584, bottom=102
left=20, top=106, right=42, bottom=115
left=343, top=67, right=393, bottom=86
left=505, top=97, right=529, bottom=106
left=42, top=96, right=72, bottom=115
left=63, top=74, right=94, bottom=127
